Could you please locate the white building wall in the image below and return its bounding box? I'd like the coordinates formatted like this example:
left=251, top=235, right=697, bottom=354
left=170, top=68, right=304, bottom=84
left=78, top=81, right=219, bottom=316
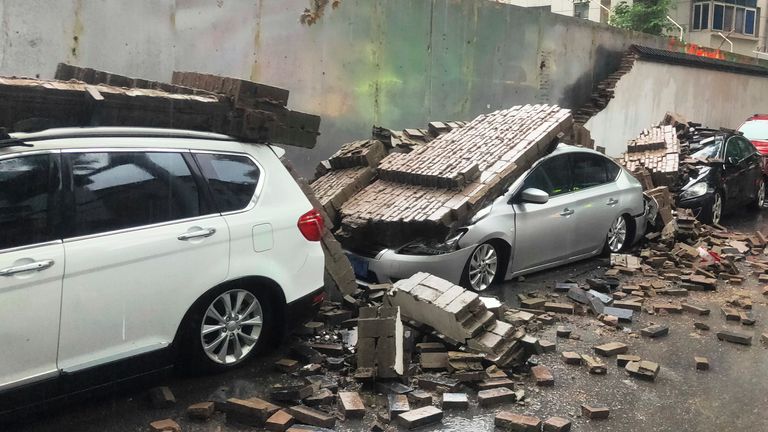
left=585, top=60, right=768, bottom=156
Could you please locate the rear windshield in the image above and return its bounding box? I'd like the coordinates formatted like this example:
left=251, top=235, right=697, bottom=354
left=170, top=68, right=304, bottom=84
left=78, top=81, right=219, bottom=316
left=739, top=119, right=768, bottom=141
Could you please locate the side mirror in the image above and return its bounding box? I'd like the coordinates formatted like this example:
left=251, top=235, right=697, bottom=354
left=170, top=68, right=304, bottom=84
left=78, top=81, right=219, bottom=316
left=727, top=156, right=740, bottom=166
left=521, top=188, right=549, bottom=204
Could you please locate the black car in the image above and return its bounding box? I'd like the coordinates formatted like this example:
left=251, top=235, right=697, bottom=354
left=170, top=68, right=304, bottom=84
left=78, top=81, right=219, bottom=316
left=677, top=132, right=765, bottom=224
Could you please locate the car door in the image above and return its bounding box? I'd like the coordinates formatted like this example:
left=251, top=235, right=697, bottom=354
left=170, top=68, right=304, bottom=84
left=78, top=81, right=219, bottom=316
left=735, top=137, right=762, bottom=203
left=723, top=136, right=747, bottom=205
left=0, top=152, right=64, bottom=390
left=511, top=154, right=576, bottom=272
left=57, top=149, right=229, bottom=373
left=569, top=152, right=623, bottom=255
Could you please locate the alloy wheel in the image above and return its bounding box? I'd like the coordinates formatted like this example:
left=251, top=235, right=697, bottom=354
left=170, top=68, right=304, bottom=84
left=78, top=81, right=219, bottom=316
left=201, top=289, right=263, bottom=365
left=468, top=243, right=498, bottom=291
left=607, top=216, right=627, bottom=253
left=712, top=193, right=722, bottom=225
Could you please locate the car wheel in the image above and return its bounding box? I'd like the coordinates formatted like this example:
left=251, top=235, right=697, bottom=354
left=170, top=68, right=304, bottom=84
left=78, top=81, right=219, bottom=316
left=180, top=287, right=272, bottom=373
left=462, top=242, right=499, bottom=292
left=605, top=215, right=629, bottom=254
left=749, top=178, right=765, bottom=210
left=710, top=191, right=723, bottom=225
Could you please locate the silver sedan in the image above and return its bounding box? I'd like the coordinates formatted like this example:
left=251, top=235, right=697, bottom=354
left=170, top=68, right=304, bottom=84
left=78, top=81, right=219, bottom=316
left=346, top=145, right=647, bottom=291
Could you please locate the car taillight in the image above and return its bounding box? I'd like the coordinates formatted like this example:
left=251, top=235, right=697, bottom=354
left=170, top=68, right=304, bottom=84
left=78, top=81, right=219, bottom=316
left=297, top=209, right=324, bottom=242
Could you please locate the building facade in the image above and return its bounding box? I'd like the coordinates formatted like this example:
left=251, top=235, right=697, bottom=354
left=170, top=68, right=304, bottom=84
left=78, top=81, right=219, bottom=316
left=502, top=0, right=768, bottom=57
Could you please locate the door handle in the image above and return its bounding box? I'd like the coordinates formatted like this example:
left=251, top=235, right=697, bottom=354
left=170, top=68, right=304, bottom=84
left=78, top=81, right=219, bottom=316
left=607, top=198, right=619, bottom=206
left=0, top=259, right=55, bottom=277
left=560, top=208, right=574, bottom=217
left=178, top=228, right=217, bottom=241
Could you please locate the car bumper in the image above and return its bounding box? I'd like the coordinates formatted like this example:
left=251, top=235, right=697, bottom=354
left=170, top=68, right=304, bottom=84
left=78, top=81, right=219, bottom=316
left=631, top=211, right=647, bottom=245
left=283, top=287, right=325, bottom=335
left=677, top=193, right=715, bottom=221
left=345, top=246, right=475, bottom=285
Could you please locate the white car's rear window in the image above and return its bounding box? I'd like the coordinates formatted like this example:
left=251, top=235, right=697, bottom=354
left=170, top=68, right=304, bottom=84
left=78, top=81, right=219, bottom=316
left=740, top=119, right=768, bottom=141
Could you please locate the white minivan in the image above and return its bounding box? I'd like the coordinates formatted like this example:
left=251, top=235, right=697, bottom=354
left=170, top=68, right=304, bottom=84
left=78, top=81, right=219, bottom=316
left=0, top=127, right=325, bottom=415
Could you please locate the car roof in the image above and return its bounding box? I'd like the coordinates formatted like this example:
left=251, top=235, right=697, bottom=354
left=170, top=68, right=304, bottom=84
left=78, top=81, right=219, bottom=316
left=0, top=127, right=260, bottom=157
left=747, top=114, right=768, bottom=121
left=548, top=143, right=612, bottom=158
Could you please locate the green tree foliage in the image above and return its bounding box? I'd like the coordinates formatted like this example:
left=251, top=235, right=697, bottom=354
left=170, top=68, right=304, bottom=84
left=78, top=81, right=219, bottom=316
left=610, top=0, right=675, bottom=36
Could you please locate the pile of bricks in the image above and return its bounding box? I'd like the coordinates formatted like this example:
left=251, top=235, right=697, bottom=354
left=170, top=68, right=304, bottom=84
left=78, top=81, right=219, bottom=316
left=387, top=272, right=529, bottom=368
left=33, top=63, right=322, bottom=148
left=620, top=124, right=680, bottom=187
left=331, top=105, right=573, bottom=247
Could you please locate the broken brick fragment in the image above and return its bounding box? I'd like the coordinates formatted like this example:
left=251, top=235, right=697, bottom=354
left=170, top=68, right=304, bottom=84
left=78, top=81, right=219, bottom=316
left=495, top=412, right=542, bottom=431
left=581, top=405, right=610, bottom=420
left=187, top=401, right=215, bottom=421
left=149, top=419, right=181, bottom=432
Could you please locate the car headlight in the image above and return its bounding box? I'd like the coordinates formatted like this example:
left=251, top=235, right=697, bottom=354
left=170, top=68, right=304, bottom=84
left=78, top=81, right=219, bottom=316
left=470, top=206, right=492, bottom=224
left=680, top=182, right=708, bottom=200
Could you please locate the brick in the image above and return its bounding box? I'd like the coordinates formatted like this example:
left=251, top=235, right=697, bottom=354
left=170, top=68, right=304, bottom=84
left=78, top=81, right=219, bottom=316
left=717, top=330, right=753, bottom=345
left=521, top=297, right=547, bottom=309
left=407, top=389, right=433, bottom=406
left=531, top=365, right=554, bottom=386
left=420, top=352, right=449, bottom=370
left=305, top=389, right=334, bottom=407
left=285, top=405, right=335, bottom=429
left=266, top=410, right=295, bottom=432
left=388, top=393, right=410, bottom=416
left=226, top=398, right=281, bottom=426
left=477, top=378, right=515, bottom=390
left=148, top=386, right=176, bottom=408
left=740, top=311, right=756, bottom=326
left=298, top=363, right=322, bottom=376
left=478, top=387, right=517, bottom=406
left=762, top=333, right=768, bottom=344
left=543, top=416, right=572, bottom=432
left=187, top=401, right=215, bottom=421
left=149, top=419, right=181, bottom=432
left=275, top=358, right=300, bottom=373
left=495, top=412, right=542, bottom=431
left=307, top=343, right=344, bottom=356
left=581, top=355, right=607, bottom=374
left=418, top=375, right=460, bottom=392
left=441, top=393, right=469, bottom=410
left=562, top=351, right=582, bottom=365
left=721, top=307, right=740, bottom=321
left=416, top=342, right=446, bottom=353
left=593, top=342, right=628, bottom=357
left=694, top=321, right=710, bottom=331
left=617, top=354, right=641, bottom=367
left=612, top=300, right=642, bottom=311
left=337, top=391, right=365, bottom=418
left=581, top=405, right=610, bottom=420
left=291, top=344, right=324, bottom=364
left=625, top=360, right=660, bottom=381
left=641, top=324, right=669, bottom=338
left=398, top=406, right=443, bottom=429
left=539, top=340, right=556, bottom=353
left=544, top=302, right=574, bottom=314
left=652, top=303, right=682, bottom=313
left=556, top=326, right=572, bottom=338
left=682, top=303, right=710, bottom=315
left=270, top=384, right=314, bottom=402
left=695, top=356, right=710, bottom=371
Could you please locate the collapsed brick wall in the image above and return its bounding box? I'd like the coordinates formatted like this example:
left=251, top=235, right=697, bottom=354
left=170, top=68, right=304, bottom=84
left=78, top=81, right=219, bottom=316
left=573, top=52, right=638, bottom=126
left=51, top=64, right=320, bottom=148
left=338, top=105, right=573, bottom=247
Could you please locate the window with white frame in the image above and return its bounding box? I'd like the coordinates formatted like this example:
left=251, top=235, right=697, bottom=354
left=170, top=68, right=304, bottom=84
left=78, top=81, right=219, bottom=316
left=692, top=0, right=759, bottom=36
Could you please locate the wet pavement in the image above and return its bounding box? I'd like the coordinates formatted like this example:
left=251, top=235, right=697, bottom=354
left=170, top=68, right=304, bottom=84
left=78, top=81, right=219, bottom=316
left=9, top=212, right=768, bottom=432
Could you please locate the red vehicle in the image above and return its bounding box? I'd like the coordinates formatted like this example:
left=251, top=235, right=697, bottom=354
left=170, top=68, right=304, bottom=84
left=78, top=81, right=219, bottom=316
left=739, top=114, right=768, bottom=178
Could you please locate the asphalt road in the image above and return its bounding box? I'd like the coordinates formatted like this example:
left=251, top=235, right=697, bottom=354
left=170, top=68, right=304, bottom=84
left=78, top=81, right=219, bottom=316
left=8, top=210, right=768, bottom=432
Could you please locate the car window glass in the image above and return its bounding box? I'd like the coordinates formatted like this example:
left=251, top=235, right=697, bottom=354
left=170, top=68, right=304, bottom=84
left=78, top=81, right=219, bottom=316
left=521, top=155, right=571, bottom=196
left=725, top=138, right=743, bottom=160
left=194, top=153, right=260, bottom=212
left=0, top=154, right=58, bottom=249
left=572, top=153, right=608, bottom=190
left=606, top=160, right=621, bottom=180
left=737, top=137, right=756, bottom=158
left=69, top=152, right=201, bottom=237
left=739, top=119, right=768, bottom=141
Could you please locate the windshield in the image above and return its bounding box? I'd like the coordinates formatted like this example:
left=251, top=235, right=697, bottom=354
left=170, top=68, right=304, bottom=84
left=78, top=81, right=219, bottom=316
left=691, top=139, right=722, bottom=160
left=739, top=119, right=768, bottom=141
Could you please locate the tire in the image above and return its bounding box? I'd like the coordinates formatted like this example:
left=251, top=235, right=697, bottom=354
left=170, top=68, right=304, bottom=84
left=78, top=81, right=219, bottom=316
left=461, top=242, right=500, bottom=292
left=708, top=191, right=723, bottom=225
left=178, top=285, right=274, bottom=373
left=749, top=178, right=765, bottom=210
left=604, top=214, right=630, bottom=255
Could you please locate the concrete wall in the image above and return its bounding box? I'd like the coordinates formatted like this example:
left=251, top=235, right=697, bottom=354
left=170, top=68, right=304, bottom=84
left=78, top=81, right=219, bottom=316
left=585, top=60, right=768, bottom=156
left=0, top=0, right=726, bottom=175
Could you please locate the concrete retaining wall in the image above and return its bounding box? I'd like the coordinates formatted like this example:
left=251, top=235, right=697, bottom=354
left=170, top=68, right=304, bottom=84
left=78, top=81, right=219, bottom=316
left=0, top=0, right=752, bottom=174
